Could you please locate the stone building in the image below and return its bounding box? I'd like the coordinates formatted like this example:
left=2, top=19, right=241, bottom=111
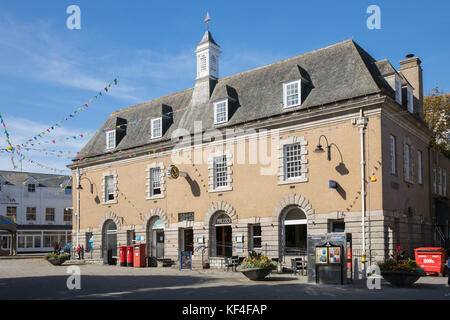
left=68, top=29, right=449, bottom=269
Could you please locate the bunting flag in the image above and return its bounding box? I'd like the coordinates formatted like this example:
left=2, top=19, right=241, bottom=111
left=19, top=77, right=119, bottom=148
left=17, top=102, right=210, bottom=149
left=15, top=151, right=70, bottom=173
left=0, top=112, right=18, bottom=168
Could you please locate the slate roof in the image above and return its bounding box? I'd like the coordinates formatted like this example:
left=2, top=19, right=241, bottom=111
left=74, top=39, right=398, bottom=162
left=198, top=30, right=219, bottom=47
left=0, top=170, right=71, bottom=188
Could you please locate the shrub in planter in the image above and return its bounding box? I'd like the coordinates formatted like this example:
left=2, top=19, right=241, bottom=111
left=237, top=251, right=277, bottom=281
left=378, top=246, right=425, bottom=287
left=45, top=253, right=71, bottom=266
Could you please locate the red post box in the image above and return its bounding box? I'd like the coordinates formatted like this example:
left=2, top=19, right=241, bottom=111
left=126, top=245, right=134, bottom=267
left=414, top=247, right=447, bottom=276
left=133, top=244, right=146, bottom=268
left=119, top=246, right=127, bottom=267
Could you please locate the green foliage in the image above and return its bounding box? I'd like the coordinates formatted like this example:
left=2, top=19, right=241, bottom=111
left=46, top=253, right=70, bottom=261
left=424, top=86, right=449, bottom=156
left=378, top=246, right=425, bottom=275
left=240, top=251, right=276, bottom=270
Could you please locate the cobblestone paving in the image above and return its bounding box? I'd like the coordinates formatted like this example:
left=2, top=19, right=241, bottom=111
left=0, top=259, right=449, bottom=300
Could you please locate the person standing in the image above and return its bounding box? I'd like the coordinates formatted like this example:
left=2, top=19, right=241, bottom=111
left=76, top=244, right=81, bottom=260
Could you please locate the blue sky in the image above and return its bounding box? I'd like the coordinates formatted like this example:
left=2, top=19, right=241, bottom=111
left=0, top=0, right=449, bottom=174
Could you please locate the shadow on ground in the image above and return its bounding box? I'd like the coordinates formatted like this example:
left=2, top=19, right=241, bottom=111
left=0, top=273, right=449, bottom=300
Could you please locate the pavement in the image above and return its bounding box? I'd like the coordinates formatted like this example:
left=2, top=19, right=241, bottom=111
left=0, top=259, right=449, bottom=300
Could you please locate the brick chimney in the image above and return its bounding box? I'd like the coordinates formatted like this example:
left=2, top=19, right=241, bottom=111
left=399, top=56, right=423, bottom=118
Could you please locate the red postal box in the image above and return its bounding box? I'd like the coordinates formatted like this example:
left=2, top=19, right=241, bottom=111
left=414, top=247, right=447, bottom=276
left=126, top=245, right=134, bottom=267
left=119, top=246, right=127, bottom=267
left=133, top=244, right=146, bottom=268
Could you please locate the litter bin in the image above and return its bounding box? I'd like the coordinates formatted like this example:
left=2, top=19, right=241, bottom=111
left=119, top=246, right=127, bottom=267
left=414, top=247, right=447, bottom=276
left=134, top=244, right=146, bottom=268
left=126, top=245, right=134, bottom=267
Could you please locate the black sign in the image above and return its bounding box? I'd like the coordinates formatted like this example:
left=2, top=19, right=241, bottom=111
left=216, top=217, right=231, bottom=224
left=178, top=212, right=194, bottom=222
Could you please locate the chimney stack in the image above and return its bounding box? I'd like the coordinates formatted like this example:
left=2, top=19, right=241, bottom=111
left=399, top=56, right=423, bottom=118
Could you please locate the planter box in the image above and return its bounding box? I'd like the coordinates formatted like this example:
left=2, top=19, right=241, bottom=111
left=381, top=271, right=421, bottom=287
left=237, top=267, right=273, bottom=281
left=46, top=255, right=71, bottom=266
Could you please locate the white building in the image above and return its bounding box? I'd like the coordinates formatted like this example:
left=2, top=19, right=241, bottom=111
left=0, top=170, right=72, bottom=253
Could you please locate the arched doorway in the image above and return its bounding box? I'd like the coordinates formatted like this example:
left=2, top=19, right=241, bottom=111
left=102, top=219, right=117, bottom=264
left=210, top=212, right=232, bottom=257
left=146, top=217, right=165, bottom=261
left=280, top=206, right=307, bottom=255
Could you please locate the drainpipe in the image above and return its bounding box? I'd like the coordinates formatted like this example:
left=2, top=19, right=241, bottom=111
left=357, top=109, right=368, bottom=279
left=76, top=168, right=81, bottom=251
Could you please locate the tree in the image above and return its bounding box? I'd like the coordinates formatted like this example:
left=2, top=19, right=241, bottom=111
left=423, top=86, right=449, bottom=156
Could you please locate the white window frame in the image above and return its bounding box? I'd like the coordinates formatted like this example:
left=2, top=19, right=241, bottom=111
left=417, top=151, right=423, bottom=185
left=105, top=175, right=115, bottom=202
left=407, top=88, right=414, bottom=113
left=150, top=168, right=162, bottom=197
left=283, top=80, right=301, bottom=108
left=214, top=99, right=228, bottom=124
left=45, top=208, right=55, bottom=222
left=106, top=130, right=116, bottom=150
left=213, top=155, right=228, bottom=189
left=102, top=170, right=118, bottom=204
left=207, top=150, right=233, bottom=193
left=390, top=135, right=397, bottom=175
left=284, top=143, right=302, bottom=180
left=28, top=183, right=36, bottom=193
left=26, top=207, right=36, bottom=221
left=146, top=163, right=165, bottom=199
left=151, top=117, right=162, bottom=139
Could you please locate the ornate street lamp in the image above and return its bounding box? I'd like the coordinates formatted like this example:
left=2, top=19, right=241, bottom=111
left=314, top=135, right=331, bottom=161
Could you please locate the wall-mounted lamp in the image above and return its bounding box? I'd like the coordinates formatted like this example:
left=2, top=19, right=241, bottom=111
left=314, top=135, right=331, bottom=161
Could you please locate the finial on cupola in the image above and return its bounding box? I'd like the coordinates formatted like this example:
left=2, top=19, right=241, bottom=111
left=204, top=11, right=211, bottom=30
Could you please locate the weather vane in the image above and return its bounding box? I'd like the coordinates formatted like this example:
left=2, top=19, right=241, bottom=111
left=204, top=11, right=211, bottom=30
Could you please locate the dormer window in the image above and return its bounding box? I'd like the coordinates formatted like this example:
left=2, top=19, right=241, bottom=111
left=214, top=99, right=228, bottom=124
left=283, top=80, right=301, bottom=108
left=106, top=130, right=116, bottom=149
left=28, top=183, right=36, bottom=192
left=151, top=118, right=162, bottom=139
left=395, top=76, right=402, bottom=104
left=407, top=88, right=414, bottom=113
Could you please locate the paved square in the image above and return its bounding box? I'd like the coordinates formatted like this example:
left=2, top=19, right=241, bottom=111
left=0, top=259, right=449, bottom=300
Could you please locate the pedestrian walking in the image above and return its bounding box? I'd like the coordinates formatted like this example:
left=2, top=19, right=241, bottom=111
left=76, top=244, right=81, bottom=260
left=81, top=245, right=84, bottom=260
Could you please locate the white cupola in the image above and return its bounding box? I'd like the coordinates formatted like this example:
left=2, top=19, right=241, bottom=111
left=195, top=30, right=221, bottom=80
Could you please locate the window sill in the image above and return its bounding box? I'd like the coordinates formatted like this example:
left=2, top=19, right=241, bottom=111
left=283, top=103, right=301, bottom=109
left=146, top=194, right=165, bottom=200
left=102, top=200, right=118, bottom=205
left=208, top=186, right=233, bottom=193
left=278, top=177, right=308, bottom=185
